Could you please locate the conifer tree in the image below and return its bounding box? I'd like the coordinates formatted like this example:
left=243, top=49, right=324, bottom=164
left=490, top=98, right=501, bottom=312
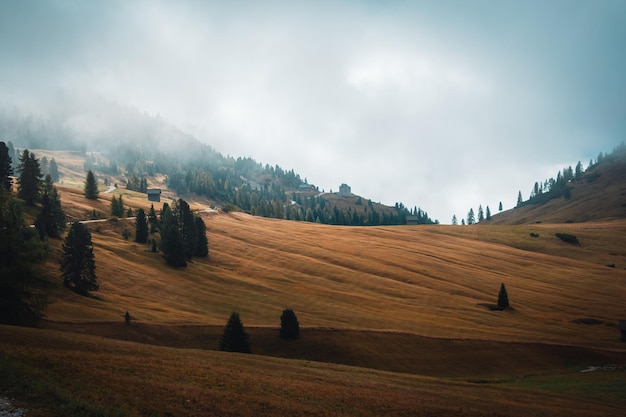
left=0, top=187, right=48, bottom=325
left=499, top=201, right=503, bottom=212
left=477, top=205, right=484, bottom=222
left=60, top=222, right=98, bottom=296
left=451, top=214, right=458, bottom=225
left=84, top=170, right=99, bottom=200
left=111, top=195, right=124, bottom=217
left=0, top=141, right=13, bottom=191
left=516, top=191, right=523, bottom=207
left=35, top=175, right=66, bottom=239
left=173, top=199, right=197, bottom=260
left=219, top=312, right=251, bottom=353
left=17, top=149, right=43, bottom=206
left=148, top=204, right=158, bottom=233
left=485, top=205, right=491, bottom=220
left=280, top=308, right=300, bottom=340
left=135, top=208, right=149, bottom=244
left=467, top=208, right=475, bottom=225
left=160, top=205, right=186, bottom=267
left=497, top=283, right=510, bottom=309
left=49, top=158, right=60, bottom=183
left=194, top=216, right=209, bottom=257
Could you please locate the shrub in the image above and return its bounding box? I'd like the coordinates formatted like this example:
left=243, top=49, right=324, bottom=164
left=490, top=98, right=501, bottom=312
left=529, top=232, right=539, bottom=238
left=555, top=233, right=579, bottom=244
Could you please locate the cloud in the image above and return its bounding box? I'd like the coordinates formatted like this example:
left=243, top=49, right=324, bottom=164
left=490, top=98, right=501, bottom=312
left=0, top=0, right=624, bottom=222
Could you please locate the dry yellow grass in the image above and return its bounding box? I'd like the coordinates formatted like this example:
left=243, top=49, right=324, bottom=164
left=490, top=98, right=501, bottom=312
left=42, top=211, right=626, bottom=351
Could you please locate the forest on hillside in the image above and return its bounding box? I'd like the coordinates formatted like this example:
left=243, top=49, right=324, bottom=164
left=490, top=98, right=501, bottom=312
left=0, top=106, right=436, bottom=226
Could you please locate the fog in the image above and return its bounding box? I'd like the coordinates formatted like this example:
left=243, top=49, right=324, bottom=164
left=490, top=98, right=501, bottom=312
left=1, top=0, right=624, bottom=222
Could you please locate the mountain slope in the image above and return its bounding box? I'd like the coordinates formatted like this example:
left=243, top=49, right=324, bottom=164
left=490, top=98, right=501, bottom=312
left=491, top=145, right=626, bottom=224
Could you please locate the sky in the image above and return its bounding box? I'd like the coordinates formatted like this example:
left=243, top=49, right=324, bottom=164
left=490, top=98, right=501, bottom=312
left=1, top=0, right=625, bottom=223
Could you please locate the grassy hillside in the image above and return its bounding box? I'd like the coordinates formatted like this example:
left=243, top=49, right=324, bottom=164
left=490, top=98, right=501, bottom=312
left=490, top=147, right=626, bottom=225
left=2, top=150, right=626, bottom=416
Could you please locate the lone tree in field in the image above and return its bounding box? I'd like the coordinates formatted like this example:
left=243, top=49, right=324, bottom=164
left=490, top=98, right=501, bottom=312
left=280, top=308, right=300, bottom=340
left=497, top=283, right=510, bottom=309
left=219, top=312, right=251, bottom=353
left=60, top=222, right=98, bottom=296
left=84, top=170, right=99, bottom=200
left=135, top=208, right=149, bottom=244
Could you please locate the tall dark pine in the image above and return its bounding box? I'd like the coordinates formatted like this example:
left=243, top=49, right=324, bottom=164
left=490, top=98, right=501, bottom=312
left=84, top=170, right=99, bottom=200
left=219, top=312, right=251, bottom=353
left=35, top=175, right=66, bottom=239
left=17, top=149, right=43, bottom=206
left=174, top=199, right=197, bottom=260
left=194, top=216, right=209, bottom=257
left=0, top=141, right=13, bottom=191
left=135, top=208, right=149, bottom=244
left=160, top=205, right=187, bottom=267
left=497, top=283, right=510, bottom=309
left=0, top=188, right=48, bottom=326
left=280, top=308, right=300, bottom=340
left=60, top=222, right=98, bottom=296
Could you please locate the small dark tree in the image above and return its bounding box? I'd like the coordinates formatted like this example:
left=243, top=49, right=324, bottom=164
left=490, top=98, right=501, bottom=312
left=499, top=201, right=503, bottom=212
left=0, top=141, right=13, bottom=191
left=125, top=311, right=131, bottom=325
left=160, top=205, right=186, bottom=267
left=516, top=191, right=523, bottom=207
left=497, top=283, right=510, bottom=309
left=17, top=149, right=43, bottom=206
left=60, top=222, right=98, bottom=296
left=451, top=214, right=458, bottom=225
left=35, top=175, right=66, bottom=239
left=280, top=308, right=300, bottom=340
left=84, top=170, right=99, bottom=200
left=485, top=205, right=491, bottom=220
left=148, top=204, right=158, bottom=233
left=219, top=312, right=251, bottom=353
left=111, top=195, right=124, bottom=217
left=194, top=216, right=209, bottom=257
left=135, top=208, right=149, bottom=244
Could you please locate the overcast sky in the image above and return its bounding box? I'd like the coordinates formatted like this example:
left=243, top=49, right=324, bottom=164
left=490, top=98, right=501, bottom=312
left=1, top=0, right=625, bottom=222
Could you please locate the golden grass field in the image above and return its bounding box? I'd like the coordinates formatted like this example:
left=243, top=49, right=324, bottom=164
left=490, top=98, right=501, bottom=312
left=2, top=150, right=626, bottom=416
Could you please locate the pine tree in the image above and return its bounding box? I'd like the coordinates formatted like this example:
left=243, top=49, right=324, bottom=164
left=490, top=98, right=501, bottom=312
left=60, top=222, right=98, bottom=296
left=477, top=205, right=484, bottom=222
left=111, top=195, right=124, bottom=217
left=17, top=150, right=43, bottom=206
left=219, top=312, right=251, bottom=353
left=499, top=201, right=503, bottom=212
left=280, top=308, right=300, bottom=340
left=49, top=158, right=60, bottom=183
left=194, top=216, right=209, bottom=257
left=0, top=187, right=48, bottom=325
left=467, top=208, right=475, bottom=225
left=84, top=170, right=99, bottom=200
left=485, top=205, right=491, bottom=220
left=35, top=175, right=66, bottom=239
left=135, top=208, right=149, bottom=244
left=0, top=141, right=13, bottom=191
left=497, top=283, right=510, bottom=309
left=173, top=199, right=197, bottom=260
left=516, top=191, right=523, bottom=207
left=451, top=214, right=458, bottom=225
left=160, top=205, right=187, bottom=267
left=148, top=204, right=158, bottom=233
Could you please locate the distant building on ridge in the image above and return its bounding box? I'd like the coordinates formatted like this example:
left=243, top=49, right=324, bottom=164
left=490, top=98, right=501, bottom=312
left=339, top=183, right=351, bottom=196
